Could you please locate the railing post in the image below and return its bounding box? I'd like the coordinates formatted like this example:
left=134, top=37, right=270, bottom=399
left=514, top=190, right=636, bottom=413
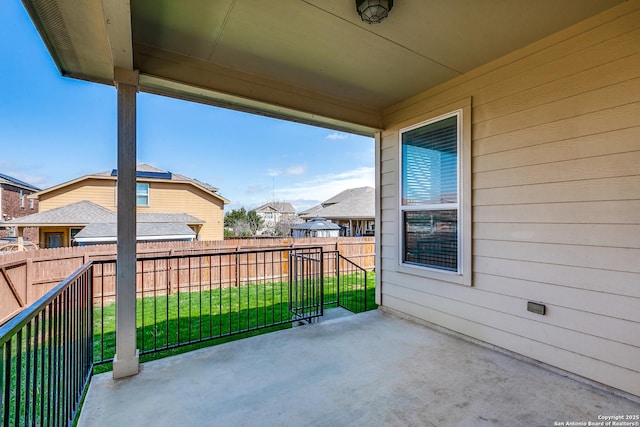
left=336, top=252, right=340, bottom=307
left=235, top=253, right=240, bottom=288
left=319, top=248, right=324, bottom=317
left=363, top=270, right=367, bottom=312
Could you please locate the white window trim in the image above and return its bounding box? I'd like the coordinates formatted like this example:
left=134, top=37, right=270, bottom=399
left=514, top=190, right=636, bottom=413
left=397, top=98, right=472, bottom=286
left=136, top=182, right=150, bottom=207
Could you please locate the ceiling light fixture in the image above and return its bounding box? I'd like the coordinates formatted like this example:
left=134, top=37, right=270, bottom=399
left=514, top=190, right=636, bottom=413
left=355, top=0, right=394, bottom=24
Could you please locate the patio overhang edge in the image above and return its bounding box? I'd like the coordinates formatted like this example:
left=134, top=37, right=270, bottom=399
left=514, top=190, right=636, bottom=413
left=52, top=69, right=382, bottom=138
left=139, top=75, right=381, bottom=137
left=133, top=42, right=383, bottom=137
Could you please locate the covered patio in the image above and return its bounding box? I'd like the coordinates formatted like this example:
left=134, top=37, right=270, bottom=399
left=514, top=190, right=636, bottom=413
left=79, top=309, right=638, bottom=426
left=11, top=0, right=640, bottom=423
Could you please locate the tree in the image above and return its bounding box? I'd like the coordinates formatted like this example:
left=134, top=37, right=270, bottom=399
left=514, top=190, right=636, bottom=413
left=271, top=217, right=300, bottom=237
left=224, top=208, right=264, bottom=237
left=246, top=210, right=263, bottom=235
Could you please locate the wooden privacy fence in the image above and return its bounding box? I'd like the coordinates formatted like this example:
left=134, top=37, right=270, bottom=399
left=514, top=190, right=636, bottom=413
left=0, top=237, right=374, bottom=324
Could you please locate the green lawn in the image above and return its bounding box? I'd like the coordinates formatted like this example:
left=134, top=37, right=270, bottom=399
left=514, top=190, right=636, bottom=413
left=1, top=273, right=377, bottom=424
left=93, top=272, right=376, bottom=373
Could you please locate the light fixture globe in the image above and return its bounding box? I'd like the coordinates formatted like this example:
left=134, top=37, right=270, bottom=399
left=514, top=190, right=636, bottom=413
left=356, top=0, right=394, bottom=24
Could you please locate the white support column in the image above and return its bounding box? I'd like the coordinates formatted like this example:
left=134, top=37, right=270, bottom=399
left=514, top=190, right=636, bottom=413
left=374, top=131, right=382, bottom=306
left=113, top=68, right=140, bottom=379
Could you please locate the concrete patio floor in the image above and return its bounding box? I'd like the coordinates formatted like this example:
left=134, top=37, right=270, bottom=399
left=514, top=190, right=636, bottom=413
left=78, top=309, right=639, bottom=427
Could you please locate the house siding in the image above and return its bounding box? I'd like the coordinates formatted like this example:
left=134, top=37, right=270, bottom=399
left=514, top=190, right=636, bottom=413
left=379, top=1, right=640, bottom=397
left=1, top=183, right=39, bottom=242
left=141, top=181, right=224, bottom=241
left=39, top=178, right=117, bottom=211
left=38, top=178, right=225, bottom=241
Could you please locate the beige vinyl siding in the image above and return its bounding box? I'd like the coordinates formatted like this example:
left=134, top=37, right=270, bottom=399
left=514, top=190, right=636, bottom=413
left=380, top=0, right=640, bottom=397
left=39, top=178, right=117, bottom=211
left=38, top=178, right=225, bottom=241
left=142, top=181, right=224, bottom=241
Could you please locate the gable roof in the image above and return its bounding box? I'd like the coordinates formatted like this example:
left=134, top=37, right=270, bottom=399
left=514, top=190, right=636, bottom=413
left=74, top=222, right=196, bottom=243
left=95, top=164, right=220, bottom=193
left=254, top=202, right=296, bottom=213
left=2, top=200, right=114, bottom=226
left=0, top=173, right=40, bottom=192
left=137, top=212, right=204, bottom=224
left=321, top=187, right=372, bottom=207
left=31, top=164, right=229, bottom=204
left=1, top=200, right=204, bottom=227
left=300, top=187, right=374, bottom=220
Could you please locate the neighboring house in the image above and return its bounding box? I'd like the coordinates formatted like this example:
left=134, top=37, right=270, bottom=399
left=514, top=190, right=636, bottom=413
left=300, top=187, right=374, bottom=237
left=5, top=200, right=203, bottom=246
left=4, top=165, right=228, bottom=247
left=75, top=210, right=202, bottom=245
left=23, top=0, right=640, bottom=397
left=254, top=202, right=297, bottom=235
left=0, top=173, right=40, bottom=243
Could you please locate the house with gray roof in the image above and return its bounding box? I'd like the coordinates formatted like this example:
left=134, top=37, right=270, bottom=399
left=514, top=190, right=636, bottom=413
left=73, top=220, right=198, bottom=245
left=299, top=187, right=374, bottom=237
left=0, top=172, right=41, bottom=243
left=3, top=200, right=205, bottom=246
left=2, top=165, right=227, bottom=247
left=253, top=201, right=298, bottom=236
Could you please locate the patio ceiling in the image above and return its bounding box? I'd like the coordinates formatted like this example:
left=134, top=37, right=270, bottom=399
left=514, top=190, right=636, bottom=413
left=24, top=0, right=622, bottom=135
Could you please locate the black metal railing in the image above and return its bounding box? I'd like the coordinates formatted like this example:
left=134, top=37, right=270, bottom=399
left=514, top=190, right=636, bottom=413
left=0, top=263, right=93, bottom=427
left=288, top=250, right=324, bottom=321
left=0, top=246, right=374, bottom=424
left=93, top=247, right=325, bottom=364
left=323, top=250, right=369, bottom=313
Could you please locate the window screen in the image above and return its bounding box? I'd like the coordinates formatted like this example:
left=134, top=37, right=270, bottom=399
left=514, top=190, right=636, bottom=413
left=401, top=113, right=459, bottom=272
left=402, top=115, right=457, bottom=206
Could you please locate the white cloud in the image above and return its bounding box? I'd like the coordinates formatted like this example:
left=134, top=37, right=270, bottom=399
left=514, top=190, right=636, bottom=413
left=286, top=165, right=306, bottom=175
left=274, top=166, right=374, bottom=203
left=233, top=166, right=373, bottom=211
left=266, top=165, right=305, bottom=178
left=0, top=160, right=50, bottom=189
left=325, top=132, right=348, bottom=140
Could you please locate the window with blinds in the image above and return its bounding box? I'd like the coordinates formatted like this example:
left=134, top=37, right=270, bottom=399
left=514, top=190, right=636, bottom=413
left=401, top=112, right=460, bottom=272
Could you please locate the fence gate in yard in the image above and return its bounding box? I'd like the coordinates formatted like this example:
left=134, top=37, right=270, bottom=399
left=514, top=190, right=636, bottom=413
left=288, top=247, right=324, bottom=322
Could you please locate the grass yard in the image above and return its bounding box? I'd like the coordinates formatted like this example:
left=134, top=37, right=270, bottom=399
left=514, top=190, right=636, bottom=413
left=93, top=272, right=376, bottom=373
left=1, top=272, right=376, bottom=424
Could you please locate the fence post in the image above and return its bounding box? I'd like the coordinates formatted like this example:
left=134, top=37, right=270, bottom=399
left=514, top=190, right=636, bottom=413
left=26, top=258, right=33, bottom=307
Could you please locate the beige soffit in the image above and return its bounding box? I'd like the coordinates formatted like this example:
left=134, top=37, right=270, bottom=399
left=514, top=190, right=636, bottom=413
left=22, top=0, right=624, bottom=135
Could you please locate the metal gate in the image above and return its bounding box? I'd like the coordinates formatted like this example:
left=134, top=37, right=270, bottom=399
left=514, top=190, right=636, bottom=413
left=288, top=247, right=323, bottom=321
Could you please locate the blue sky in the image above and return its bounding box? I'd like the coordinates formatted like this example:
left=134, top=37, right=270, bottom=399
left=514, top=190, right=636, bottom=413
left=0, top=1, right=374, bottom=212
